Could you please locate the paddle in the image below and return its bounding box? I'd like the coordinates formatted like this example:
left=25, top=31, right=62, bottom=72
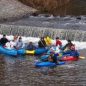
left=79, top=56, right=85, bottom=59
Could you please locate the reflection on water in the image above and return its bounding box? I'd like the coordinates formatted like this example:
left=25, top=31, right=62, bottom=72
left=0, top=55, right=86, bottom=86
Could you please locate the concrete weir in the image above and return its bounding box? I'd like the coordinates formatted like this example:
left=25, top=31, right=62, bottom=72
left=0, top=24, right=86, bottom=41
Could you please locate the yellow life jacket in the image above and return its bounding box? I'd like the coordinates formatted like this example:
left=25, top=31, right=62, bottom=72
left=44, top=36, right=52, bottom=46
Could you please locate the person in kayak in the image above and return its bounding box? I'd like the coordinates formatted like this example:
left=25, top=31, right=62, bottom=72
left=26, top=42, right=36, bottom=50
left=14, top=37, right=24, bottom=49
left=63, top=39, right=74, bottom=51
left=5, top=37, right=17, bottom=49
left=44, top=35, right=52, bottom=47
left=48, top=53, right=58, bottom=64
left=63, top=44, right=80, bottom=59
left=0, top=34, right=9, bottom=46
left=38, top=37, right=46, bottom=48
left=56, top=37, right=62, bottom=49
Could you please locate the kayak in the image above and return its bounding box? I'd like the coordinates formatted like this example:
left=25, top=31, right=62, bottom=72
left=26, top=48, right=48, bottom=55
left=0, top=46, right=25, bottom=56
left=17, top=49, right=26, bottom=55
left=26, top=50, right=35, bottom=55
left=0, top=46, right=17, bottom=56
left=0, top=46, right=48, bottom=56
left=35, top=48, right=48, bottom=55
left=61, top=56, right=79, bottom=61
left=40, top=55, right=49, bottom=61
left=35, top=61, right=65, bottom=67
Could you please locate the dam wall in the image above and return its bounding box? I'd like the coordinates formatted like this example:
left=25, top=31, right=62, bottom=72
left=0, top=24, right=86, bottom=41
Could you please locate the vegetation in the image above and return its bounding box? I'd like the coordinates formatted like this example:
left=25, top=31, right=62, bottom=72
left=68, top=0, right=86, bottom=15
left=18, top=0, right=86, bottom=16
left=18, top=0, right=69, bottom=16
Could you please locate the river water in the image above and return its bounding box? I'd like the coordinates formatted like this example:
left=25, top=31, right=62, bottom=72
left=3, top=15, right=86, bottom=31
left=0, top=14, right=86, bottom=86
left=0, top=49, right=86, bottom=86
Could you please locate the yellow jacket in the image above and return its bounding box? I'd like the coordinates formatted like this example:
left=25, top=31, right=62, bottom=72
left=44, top=36, right=52, bottom=46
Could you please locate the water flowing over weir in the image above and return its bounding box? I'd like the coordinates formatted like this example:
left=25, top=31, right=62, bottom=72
left=0, top=24, right=86, bottom=41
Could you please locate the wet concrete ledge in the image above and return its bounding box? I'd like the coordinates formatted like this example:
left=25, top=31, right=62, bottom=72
left=0, top=24, right=86, bottom=41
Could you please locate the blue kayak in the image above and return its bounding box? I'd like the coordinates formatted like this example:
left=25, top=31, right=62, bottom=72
left=17, top=49, right=26, bottom=55
left=35, top=48, right=48, bottom=55
left=17, top=48, right=48, bottom=55
left=40, top=55, right=49, bottom=61
left=35, top=61, right=65, bottom=67
left=0, top=46, right=48, bottom=56
left=0, top=46, right=17, bottom=56
left=40, top=54, right=59, bottom=61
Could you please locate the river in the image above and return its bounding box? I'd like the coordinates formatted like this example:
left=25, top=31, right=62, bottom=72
left=0, top=12, right=86, bottom=86
left=2, top=15, right=86, bottom=31
left=0, top=49, right=86, bottom=86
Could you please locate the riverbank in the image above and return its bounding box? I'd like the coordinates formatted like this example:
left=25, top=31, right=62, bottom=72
left=18, top=0, right=86, bottom=15
left=0, top=0, right=37, bottom=22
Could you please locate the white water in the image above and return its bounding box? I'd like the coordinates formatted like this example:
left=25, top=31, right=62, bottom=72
left=4, top=15, right=86, bottom=31
left=0, top=34, right=85, bottom=50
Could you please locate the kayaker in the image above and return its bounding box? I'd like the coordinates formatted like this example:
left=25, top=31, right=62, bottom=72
left=26, top=42, right=36, bottom=50
left=14, top=37, right=24, bottom=49
left=48, top=53, right=58, bottom=64
left=63, top=39, right=74, bottom=51
left=38, top=37, right=46, bottom=48
left=5, top=36, right=19, bottom=49
left=14, top=35, right=19, bottom=42
left=0, top=34, right=9, bottom=46
left=56, top=37, right=62, bottom=48
left=47, top=46, right=60, bottom=54
left=5, top=41, right=12, bottom=49
left=44, top=35, right=52, bottom=47
left=63, top=45, right=79, bottom=58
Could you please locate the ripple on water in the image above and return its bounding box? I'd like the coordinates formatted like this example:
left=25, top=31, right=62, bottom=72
left=0, top=55, right=86, bottom=86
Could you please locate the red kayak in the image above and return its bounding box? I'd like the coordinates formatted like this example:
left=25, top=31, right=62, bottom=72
left=61, top=56, right=79, bottom=61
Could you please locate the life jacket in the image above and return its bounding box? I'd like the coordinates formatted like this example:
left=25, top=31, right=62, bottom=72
left=44, top=36, right=52, bottom=46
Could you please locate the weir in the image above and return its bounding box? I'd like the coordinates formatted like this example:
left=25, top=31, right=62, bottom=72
left=0, top=24, right=86, bottom=41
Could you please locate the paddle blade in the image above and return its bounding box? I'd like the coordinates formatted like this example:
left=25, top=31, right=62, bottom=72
left=79, top=56, right=85, bottom=59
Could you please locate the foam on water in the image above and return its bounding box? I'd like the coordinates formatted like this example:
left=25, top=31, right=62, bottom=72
left=0, top=34, right=86, bottom=50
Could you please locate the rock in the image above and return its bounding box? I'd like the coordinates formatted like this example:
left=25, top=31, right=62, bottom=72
left=0, top=0, right=37, bottom=22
